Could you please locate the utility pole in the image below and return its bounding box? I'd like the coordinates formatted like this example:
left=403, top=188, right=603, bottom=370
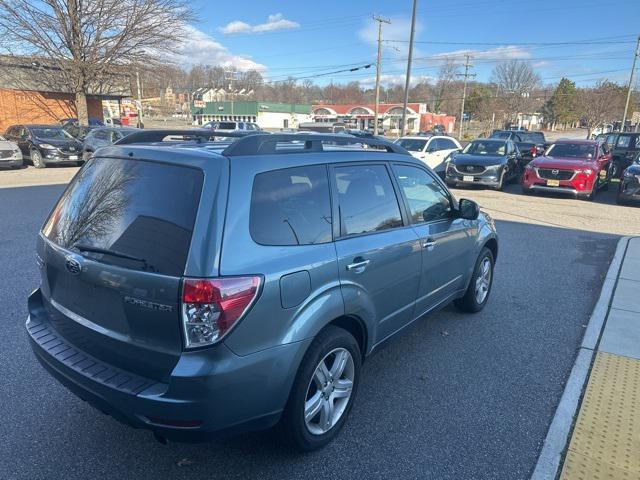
left=135, top=70, right=144, bottom=128
left=622, top=36, right=640, bottom=132
left=400, top=0, right=418, bottom=137
left=373, top=15, right=390, bottom=135
left=456, top=54, right=475, bottom=139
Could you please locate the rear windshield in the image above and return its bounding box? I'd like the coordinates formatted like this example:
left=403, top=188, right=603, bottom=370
left=42, top=158, right=203, bottom=276
left=217, top=122, right=237, bottom=130
left=490, top=131, right=511, bottom=139
left=518, top=132, right=545, bottom=143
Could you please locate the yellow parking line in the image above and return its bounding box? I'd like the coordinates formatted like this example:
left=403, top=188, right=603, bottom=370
left=560, top=352, right=640, bottom=479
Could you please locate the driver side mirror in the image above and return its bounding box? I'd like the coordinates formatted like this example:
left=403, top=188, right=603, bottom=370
left=459, top=198, right=480, bottom=220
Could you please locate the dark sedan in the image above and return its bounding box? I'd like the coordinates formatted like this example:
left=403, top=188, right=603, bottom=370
left=617, top=152, right=640, bottom=205
left=4, top=124, right=83, bottom=168
left=445, top=138, right=521, bottom=190
left=82, top=126, right=138, bottom=160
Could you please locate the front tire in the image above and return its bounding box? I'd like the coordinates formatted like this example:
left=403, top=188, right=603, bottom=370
left=455, top=247, right=494, bottom=313
left=31, top=149, right=45, bottom=168
left=281, top=326, right=361, bottom=452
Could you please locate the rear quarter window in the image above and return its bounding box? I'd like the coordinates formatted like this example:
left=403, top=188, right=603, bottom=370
left=250, top=165, right=332, bottom=246
left=42, top=158, right=203, bottom=276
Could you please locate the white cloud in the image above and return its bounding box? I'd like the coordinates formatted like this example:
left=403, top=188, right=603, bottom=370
left=358, top=16, right=424, bottom=59
left=175, top=26, right=266, bottom=71
left=358, top=74, right=434, bottom=89
left=429, top=46, right=531, bottom=63
left=220, top=14, right=299, bottom=35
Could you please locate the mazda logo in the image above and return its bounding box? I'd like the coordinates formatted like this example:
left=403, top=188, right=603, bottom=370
left=65, top=256, right=82, bottom=275
left=552, top=169, right=559, bottom=175
left=466, top=166, right=474, bottom=172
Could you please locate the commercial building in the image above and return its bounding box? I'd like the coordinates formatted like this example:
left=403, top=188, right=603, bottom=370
left=0, top=55, right=131, bottom=132
left=191, top=101, right=312, bottom=130
left=311, top=103, right=456, bottom=135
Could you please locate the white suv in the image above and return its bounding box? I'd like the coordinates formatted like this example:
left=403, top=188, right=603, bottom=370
left=395, top=135, right=461, bottom=173
left=202, top=121, right=261, bottom=132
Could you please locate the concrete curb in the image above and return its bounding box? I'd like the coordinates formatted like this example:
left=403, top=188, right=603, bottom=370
left=530, top=236, right=631, bottom=480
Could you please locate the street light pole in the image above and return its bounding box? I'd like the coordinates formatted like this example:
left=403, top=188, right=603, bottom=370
left=622, top=36, right=640, bottom=132
left=373, top=15, right=390, bottom=136
left=400, top=0, right=418, bottom=137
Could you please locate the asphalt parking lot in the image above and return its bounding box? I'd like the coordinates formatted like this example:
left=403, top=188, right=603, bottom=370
left=0, top=166, right=635, bottom=479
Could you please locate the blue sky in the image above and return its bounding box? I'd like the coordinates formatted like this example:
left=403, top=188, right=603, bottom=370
left=184, top=0, right=639, bottom=87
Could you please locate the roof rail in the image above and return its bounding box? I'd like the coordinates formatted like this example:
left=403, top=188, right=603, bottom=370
left=222, top=133, right=409, bottom=156
left=114, top=128, right=259, bottom=145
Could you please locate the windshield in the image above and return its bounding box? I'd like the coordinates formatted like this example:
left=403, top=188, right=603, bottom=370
left=396, top=138, right=428, bottom=152
left=32, top=128, right=73, bottom=140
left=546, top=143, right=596, bottom=159
left=462, top=141, right=506, bottom=156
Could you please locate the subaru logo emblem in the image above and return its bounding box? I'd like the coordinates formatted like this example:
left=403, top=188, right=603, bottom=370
left=65, top=256, right=82, bottom=275
left=552, top=169, right=559, bottom=175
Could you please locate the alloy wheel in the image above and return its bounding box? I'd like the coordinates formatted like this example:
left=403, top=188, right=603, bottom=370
left=474, top=257, right=492, bottom=304
left=304, top=348, right=355, bottom=435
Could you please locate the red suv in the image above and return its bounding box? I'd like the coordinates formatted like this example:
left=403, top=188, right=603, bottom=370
left=522, top=140, right=611, bottom=200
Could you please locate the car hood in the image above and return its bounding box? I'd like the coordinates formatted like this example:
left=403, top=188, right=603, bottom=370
left=34, top=137, right=82, bottom=148
left=451, top=153, right=506, bottom=166
left=0, top=140, right=19, bottom=151
left=529, top=156, right=593, bottom=169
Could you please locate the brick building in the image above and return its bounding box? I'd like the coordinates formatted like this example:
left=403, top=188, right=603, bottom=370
left=0, top=56, right=131, bottom=132
left=311, top=103, right=456, bottom=135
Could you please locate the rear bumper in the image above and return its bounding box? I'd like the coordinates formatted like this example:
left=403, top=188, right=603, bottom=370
left=26, top=288, right=310, bottom=442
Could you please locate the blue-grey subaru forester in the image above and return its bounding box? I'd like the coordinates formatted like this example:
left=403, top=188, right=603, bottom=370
left=26, top=131, right=498, bottom=451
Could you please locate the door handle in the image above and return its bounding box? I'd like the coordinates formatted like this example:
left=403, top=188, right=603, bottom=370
left=346, top=258, right=370, bottom=272
left=422, top=238, right=437, bottom=250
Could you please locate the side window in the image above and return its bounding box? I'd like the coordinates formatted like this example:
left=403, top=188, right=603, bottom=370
left=94, top=130, right=109, bottom=141
left=250, top=165, right=332, bottom=246
left=616, top=135, right=632, bottom=148
left=334, top=164, right=403, bottom=236
left=427, top=138, right=439, bottom=152
left=393, top=164, right=452, bottom=224
left=440, top=138, right=457, bottom=150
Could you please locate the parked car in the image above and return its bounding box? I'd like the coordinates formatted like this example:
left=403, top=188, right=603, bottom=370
left=62, top=123, right=97, bottom=141
left=522, top=140, right=611, bottom=200
left=394, top=135, right=462, bottom=174
left=609, top=132, right=639, bottom=178
left=0, top=134, right=23, bottom=169
left=594, top=132, right=618, bottom=150
left=298, top=122, right=346, bottom=133
left=202, top=121, right=261, bottom=132
left=59, top=117, right=105, bottom=127
left=82, top=126, right=139, bottom=160
left=491, top=130, right=547, bottom=162
left=4, top=124, right=83, bottom=168
left=617, top=152, right=640, bottom=205
left=445, top=138, right=521, bottom=190
left=26, top=131, right=498, bottom=451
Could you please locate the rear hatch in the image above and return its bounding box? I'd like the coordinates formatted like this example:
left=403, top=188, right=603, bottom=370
left=37, top=157, right=204, bottom=381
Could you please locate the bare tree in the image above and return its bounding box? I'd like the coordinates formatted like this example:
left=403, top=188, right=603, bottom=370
left=0, top=0, right=193, bottom=125
left=577, top=80, right=627, bottom=138
left=433, top=58, right=459, bottom=113
left=492, top=60, right=540, bottom=123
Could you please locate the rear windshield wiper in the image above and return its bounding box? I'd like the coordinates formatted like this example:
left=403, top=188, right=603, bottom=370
left=72, top=243, right=156, bottom=272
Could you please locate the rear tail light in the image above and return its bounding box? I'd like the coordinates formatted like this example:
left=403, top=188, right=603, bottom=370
left=181, top=276, right=261, bottom=348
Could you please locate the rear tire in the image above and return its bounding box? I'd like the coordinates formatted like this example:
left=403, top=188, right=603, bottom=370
left=454, top=247, right=494, bottom=313
left=31, top=149, right=45, bottom=168
left=280, top=325, right=361, bottom=452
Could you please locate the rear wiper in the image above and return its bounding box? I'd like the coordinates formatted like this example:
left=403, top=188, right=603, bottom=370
left=72, top=243, right=156, bottom=272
